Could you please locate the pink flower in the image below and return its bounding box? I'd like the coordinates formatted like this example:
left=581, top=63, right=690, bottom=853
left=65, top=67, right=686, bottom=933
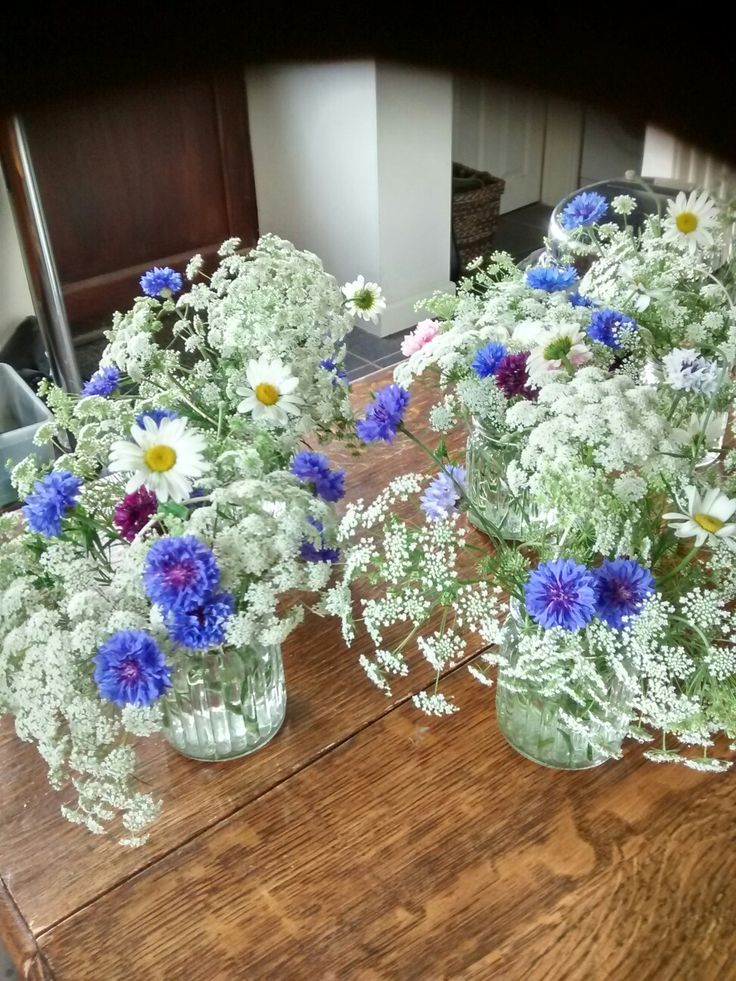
left=401, top=319, right=440, bottom=357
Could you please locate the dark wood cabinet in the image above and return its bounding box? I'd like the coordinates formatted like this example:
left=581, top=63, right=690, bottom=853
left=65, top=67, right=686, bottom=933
left=20, top=70, right=258, bottom=328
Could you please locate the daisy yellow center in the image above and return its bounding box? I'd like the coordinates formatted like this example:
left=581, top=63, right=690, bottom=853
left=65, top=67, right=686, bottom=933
left=255, top=382, right=280, bottom=406
left=676, top=211, right=698, bottom=234
left=694, top=512, right=724, bottom=533
left=144, top=444, right=177, bottom=472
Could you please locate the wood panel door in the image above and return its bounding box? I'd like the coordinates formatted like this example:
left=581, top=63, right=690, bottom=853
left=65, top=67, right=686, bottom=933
left=453, top=78, right=546, bottom=213
left=21, top=70, right=258, bottom=329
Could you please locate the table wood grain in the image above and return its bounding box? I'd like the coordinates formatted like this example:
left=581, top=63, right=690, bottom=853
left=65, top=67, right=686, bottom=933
left=0, top=369, right=475, bottom=975
left=3, top=367, right=735, bottom=979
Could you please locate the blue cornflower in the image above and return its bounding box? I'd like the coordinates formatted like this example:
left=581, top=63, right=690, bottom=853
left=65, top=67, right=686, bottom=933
left=569, top=292, right=596, bottom=308
left=587, top=308, right=638, bottom=350
left=560, top=191, right=608, bottom=230
left=165, top=592, right=235, bottom=649
left=356, top=384, right=410, bottom=444
left=420, top=465, right=467, bottom=522
left=320, top=358, right=348, bottom=384
left=300, top=516, right=340, bottom=563
left=94, top=630, right=171, bottom=707
left=139, top=266, right=183, bottom=298
left=23, top=470, right=82, bottom=537
left=82, top=365, right=120, bottom=397
left=471, top=341, right=507, bottom=379
left=135, top=407, right=178, bottom=428
left=143, top=535, right=220, bottom=612
left=290, top=451, right=346, bottom=502
left=525, top=265, right=578, bottom=293
left=594, top=558, right=655, bottom=629
left=525, top=558, right=598, bottom=631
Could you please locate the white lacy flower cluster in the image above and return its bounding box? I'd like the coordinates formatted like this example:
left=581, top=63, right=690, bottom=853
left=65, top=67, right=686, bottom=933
left=324, top=474, right=507, bottom=711
left=2, top=235, right=381, bottom=844
left=394, top=256, right=591, bottom=406
left=483, top=612, right=637, bottom=754
left=505, top=367, right=687, bottom=559
left=0, top=516, right=162, bottom=845
left=338, top=186, right=736, bottom=775
left=0, top=473, right=333, bottom=842
left=617, top=592, right=736, bottom=770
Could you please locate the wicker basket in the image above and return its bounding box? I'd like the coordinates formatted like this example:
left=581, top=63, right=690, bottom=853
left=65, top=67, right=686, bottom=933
left=452, top=162, right=505, bottom=270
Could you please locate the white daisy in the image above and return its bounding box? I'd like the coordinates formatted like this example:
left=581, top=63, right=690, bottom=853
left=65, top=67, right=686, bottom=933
left=672, top=411, right=728, bottom=454
left=236, top=355, right=302, bottom=426
left=527, top=328, right=592, bottom=382
left=663, top=190, right=719, bottom=254
left=664, top=486, right=736, bottom=550
left=342, top=275, right=386, bottom=323
left=108, top=415, right=207, bottom=502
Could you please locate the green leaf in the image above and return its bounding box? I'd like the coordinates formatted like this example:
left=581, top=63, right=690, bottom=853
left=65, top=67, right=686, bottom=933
left=158, top=500, right=188, bottom=520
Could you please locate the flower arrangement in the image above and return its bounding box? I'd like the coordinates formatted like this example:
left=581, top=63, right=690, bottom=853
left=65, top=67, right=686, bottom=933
left=0, top=235, right=384, bottom=843
left=329, top=185, right=736, bottom=772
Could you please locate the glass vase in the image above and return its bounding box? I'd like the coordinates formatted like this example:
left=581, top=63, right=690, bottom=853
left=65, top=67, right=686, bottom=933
left=162, top=642, right=286, bottom=761
left=495, top=613, right=630, bottom=770
left=465, top=415, right=529, bottom=541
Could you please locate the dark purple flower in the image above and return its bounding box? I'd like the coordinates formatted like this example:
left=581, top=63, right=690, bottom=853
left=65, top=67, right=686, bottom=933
left=82, top=365, right=120, bottom=397
left=143, top=535, right=220, bottom=612
left=525, top=558, right=598, bottom=631
left=165, top=592, right=235, bottom=649
left=290, top=451, right=345, bottom=502
left=94, top=630, right=171, bottom=707
left=139, top=266, right=183, bottom=298
left=356, top=384, right=410, bottom=444
left=471, top=341, right=507, bottom=379
left=113, top=487, right=159, bottom=542
left=594, top=558, right=655, bottom=629
left=23, top=470, right=81, bottom=537
left=495, top=352, right=538, bottom=401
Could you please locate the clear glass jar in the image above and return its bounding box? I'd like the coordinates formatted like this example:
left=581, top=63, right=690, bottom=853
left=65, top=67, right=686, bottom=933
left=495, top=610, right=630, bottom=770
left=465, top=415, right=529, bottom=541
left=162, top=642, right=286, bottom=761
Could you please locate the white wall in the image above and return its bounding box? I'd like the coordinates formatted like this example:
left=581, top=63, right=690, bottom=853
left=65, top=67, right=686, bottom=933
left=579, top=110, right=644, bottom=186
left=375, top=64, right=453, bottom=334
left=0, top=176, right=33, bottom=346
left=643, top=125, right=735, bottom=195
left=246, top=62, right=381, bottom=286
left=247, top=61, right=453, bottom=337
left=452, top=79, right=547, bottom=214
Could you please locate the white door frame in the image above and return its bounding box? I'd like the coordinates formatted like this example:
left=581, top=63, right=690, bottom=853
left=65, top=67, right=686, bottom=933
left=540, top=97, right=584, bottom=207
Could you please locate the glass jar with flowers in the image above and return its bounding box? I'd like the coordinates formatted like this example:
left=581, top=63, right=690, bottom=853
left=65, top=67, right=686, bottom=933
left=0, top=235, right=384, bottom=843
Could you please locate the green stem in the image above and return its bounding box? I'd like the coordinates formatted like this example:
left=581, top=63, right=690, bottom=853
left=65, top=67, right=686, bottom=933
left=658, top=545, right=699, bottom=586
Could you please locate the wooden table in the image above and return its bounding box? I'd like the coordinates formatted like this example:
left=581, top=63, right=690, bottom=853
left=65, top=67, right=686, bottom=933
left=1, top=368, right=734, bottom=980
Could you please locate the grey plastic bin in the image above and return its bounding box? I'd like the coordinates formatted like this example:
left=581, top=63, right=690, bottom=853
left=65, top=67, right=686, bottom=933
left=0, top=363, right=54, bottom=506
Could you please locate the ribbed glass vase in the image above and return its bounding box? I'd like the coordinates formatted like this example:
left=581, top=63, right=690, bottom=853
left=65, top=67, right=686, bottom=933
left=495, top=613, right=630, bottom=770
left=162, top=642, right=286, bottom=761
left=465, top=415, right=528, bottom=540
